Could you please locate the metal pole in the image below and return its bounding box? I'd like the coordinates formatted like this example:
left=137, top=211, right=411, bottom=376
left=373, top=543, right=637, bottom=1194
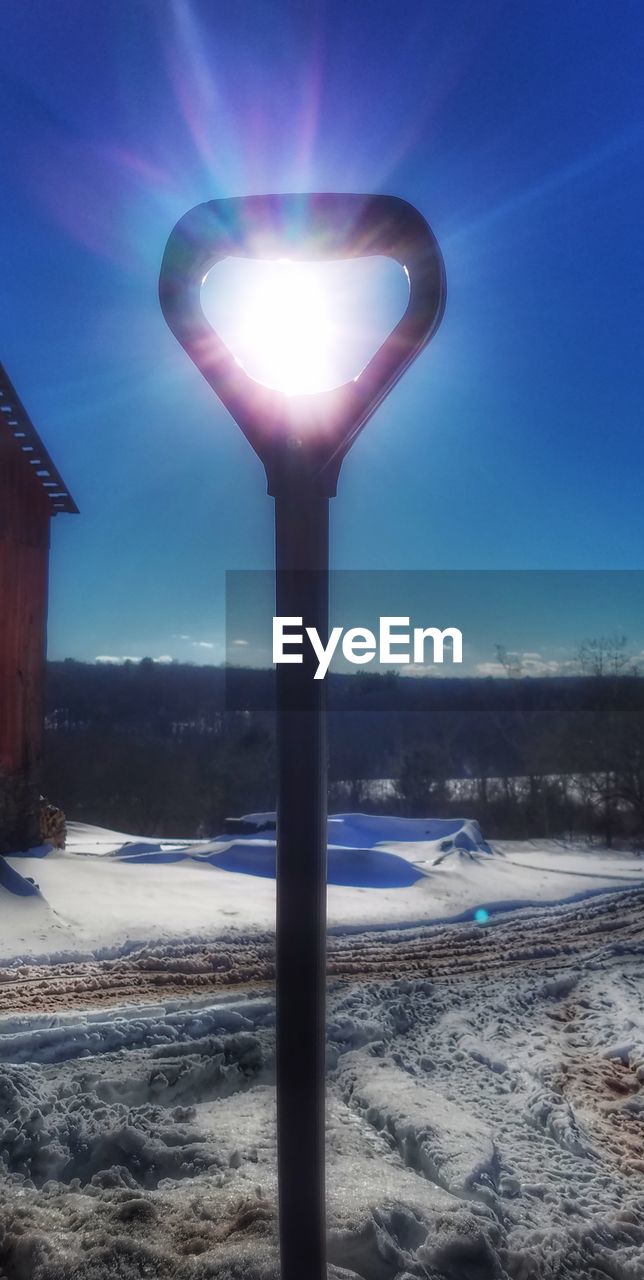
left=274, top=478, right=329, bottom=1280
left=159, top=188, right=446, bottom=1280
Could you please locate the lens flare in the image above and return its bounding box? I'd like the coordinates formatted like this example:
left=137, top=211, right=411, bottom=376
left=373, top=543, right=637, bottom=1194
left=201, top=256, right=408, bottom=397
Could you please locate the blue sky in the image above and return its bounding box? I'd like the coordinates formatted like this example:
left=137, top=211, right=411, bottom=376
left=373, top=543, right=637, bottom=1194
left=227, top=571, right=644, bottom=677
left=2, top=1, right=643, bottom=664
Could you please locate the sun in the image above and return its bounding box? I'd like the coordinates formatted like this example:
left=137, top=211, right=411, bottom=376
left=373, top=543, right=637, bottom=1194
left=204, top=259, right=337, bottom=396
left=201, top=256, right=409, bottom=398
left=238, top=259, right=339, bottom=396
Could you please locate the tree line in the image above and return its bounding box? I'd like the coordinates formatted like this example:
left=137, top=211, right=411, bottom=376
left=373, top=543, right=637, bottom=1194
left=43, top=639, right=644, bottom=844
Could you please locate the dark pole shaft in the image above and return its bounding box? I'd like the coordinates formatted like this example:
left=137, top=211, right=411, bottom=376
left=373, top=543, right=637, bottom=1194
left=274, top=483, right=329, bottom=1280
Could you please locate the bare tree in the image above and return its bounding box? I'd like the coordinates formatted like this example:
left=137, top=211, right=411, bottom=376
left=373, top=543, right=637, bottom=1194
left=573, top=637, right=641, bottom=845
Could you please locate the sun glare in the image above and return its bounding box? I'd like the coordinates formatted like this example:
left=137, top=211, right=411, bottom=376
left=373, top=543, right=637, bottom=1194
left=201, top=256, right=408, bottom=396
left=233, top=259, right=335, bottom=395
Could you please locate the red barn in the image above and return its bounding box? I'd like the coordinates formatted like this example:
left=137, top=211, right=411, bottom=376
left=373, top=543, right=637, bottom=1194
left=0, top=364, right=77, bottom=852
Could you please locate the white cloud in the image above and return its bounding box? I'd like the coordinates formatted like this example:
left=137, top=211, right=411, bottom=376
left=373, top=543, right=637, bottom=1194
left=95, top=654, right=141, bottom=664
left=193, top=640, right=215, bottom=650
left=476, top=661, right=507, bottom=677
left=401, top=663, right=446, bottom=678
left=232, top=638, right=249, bottom=647
left=522, top=657, right=565, bottom=676
left=476, top=652, right=573, bottom=678
left=95, top=654, right=175, bottom=666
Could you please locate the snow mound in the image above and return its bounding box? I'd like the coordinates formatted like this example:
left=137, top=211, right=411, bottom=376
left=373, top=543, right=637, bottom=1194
left=195, top=840, right=424, bottom=887
left=245, top=812, right=494, bottom=855
left=110, top=836, right=426, bottom=887
left=112, top=814, right=493, bottom=887
left=0, top=856, right=41, bottom=897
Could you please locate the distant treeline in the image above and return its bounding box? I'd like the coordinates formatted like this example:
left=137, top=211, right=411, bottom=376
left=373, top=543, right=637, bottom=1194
left=44, top=653, right=644, bottom=844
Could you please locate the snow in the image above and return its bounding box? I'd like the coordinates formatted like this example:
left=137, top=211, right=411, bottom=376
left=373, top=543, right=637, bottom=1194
left=0, top=887, right=643, bottom=1277
left=0, top=855, right=41, bottom=897
left=1, top=814, right=643, bottom=1277
left=1, top=815, right=643, bottom=964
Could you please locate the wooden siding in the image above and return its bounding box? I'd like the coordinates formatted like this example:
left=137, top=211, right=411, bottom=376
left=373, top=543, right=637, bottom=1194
left=0, top=441, right=50, bottom=799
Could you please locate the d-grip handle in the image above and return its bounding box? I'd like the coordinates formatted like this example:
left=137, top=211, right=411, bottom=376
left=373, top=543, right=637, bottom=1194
left=159, top=193, right=446, bottom=496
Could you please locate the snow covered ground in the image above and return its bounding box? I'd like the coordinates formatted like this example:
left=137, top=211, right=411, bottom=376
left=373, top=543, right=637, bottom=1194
left=0, top=890, right=643, bottom=1279
left=2, top=814, right=643, bottom=964
left=0, top=817, right=643, bottom=1278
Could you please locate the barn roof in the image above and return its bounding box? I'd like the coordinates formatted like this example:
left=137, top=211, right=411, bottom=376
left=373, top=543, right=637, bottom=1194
left=0, top=363, right=78, bottom=516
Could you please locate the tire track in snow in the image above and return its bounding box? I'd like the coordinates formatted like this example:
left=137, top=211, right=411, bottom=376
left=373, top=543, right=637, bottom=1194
left=0, top=889, right=642, bottom=1015
left=0, top=892, right=643, bottom=1279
